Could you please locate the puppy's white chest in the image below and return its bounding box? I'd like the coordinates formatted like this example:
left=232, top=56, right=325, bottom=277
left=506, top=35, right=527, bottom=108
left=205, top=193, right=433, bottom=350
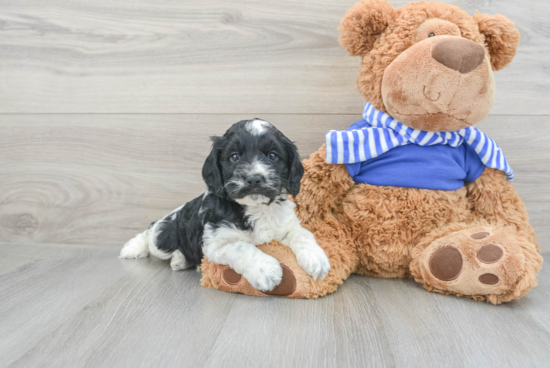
left=253, top=220, right=277, bottom=244
left=245, top=199, right=296, bottom=245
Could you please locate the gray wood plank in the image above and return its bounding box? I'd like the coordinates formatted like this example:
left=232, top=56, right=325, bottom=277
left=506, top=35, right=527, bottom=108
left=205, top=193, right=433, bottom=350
left=0, top=242, right=69, bottom=276
left=202, top=276, right=395, bottom=368
left=517, top=265, right=550, bottom=334
left=0, top=113, right=346, bottom=246
left=0, top=242, right=548, bottom=368
left=5, top=247, right=233, bottom=368
left=0, top=244, right=142, bottom=366
left=0, top=0, right=548, bottom=114
left=1, top=114, right=548, bottom=250
left=365, top=274, right=550, bottom=367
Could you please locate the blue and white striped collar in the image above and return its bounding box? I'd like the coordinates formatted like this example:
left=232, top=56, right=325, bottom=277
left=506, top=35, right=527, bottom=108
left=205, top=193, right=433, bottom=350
left=361, top=102, right=465, bottom=147
left=325, top=102, right=514, bottom=181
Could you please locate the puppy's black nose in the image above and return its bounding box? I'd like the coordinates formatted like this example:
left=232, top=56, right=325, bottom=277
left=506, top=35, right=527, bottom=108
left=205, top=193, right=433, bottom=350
left=246, top=175, right=264, bottom=187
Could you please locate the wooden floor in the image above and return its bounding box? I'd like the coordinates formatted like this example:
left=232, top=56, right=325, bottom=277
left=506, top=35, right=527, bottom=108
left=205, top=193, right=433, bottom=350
left=1, top=0, right=550, bottom=367
left=0, top=242, right=548, bottom=368
left=1, top=0, right=549, bottom=250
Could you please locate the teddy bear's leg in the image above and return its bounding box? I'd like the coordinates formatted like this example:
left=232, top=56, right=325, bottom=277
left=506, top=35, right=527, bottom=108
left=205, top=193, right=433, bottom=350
left=467, top=168, right=538, bottom=249
left=410, top=222, right=542, bottom=304
left=200, top=240, right=310, bottom=298
left=200, top=216, right=358, bottom=299
left=411, top=168, right=543, bottom=304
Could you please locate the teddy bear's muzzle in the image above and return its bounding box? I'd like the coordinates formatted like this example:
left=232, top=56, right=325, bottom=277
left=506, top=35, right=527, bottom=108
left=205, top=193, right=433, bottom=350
left=431, top=37, right=486, bottom=74
left=381, top=35, right=495, bottom=132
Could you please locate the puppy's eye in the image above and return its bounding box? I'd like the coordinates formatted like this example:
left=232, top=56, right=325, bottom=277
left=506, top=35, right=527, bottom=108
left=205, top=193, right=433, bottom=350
left=229, top=154, right=240, bottom=163
left=268, top=152, right=279, bottom=162
left=428, top=32, right=436, bottom=38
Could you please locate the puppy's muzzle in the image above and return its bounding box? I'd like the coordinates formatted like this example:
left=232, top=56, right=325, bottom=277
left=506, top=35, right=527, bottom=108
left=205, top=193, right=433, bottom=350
left=245, top=174, right=266, bottom=189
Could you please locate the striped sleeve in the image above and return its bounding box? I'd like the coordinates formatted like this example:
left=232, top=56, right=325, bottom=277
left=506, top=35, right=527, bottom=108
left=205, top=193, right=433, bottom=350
left=326, top=128, right=396, bottom=164
left=461, top=128, right=514, bottom=182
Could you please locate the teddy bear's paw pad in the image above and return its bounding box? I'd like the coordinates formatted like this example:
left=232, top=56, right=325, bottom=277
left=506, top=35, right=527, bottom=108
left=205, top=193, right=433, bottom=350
left=221, top=264, right=296, bottom=296
left=429, top=246, right=462, bottom=281
left=479, top=273, right=499, bottom=285
left=261, top=265, right=296, bottom=296
left=471, top=231, right=490, bottom=240
left=421, top=228, right=525, bottom=296
left=477, top=244, right=503, bottom=264
left=222, top=268, right=242, bottom=285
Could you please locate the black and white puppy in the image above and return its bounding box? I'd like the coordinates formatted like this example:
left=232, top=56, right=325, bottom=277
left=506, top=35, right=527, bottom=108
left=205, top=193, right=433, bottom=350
left=120, top=119, right=330, bottom=292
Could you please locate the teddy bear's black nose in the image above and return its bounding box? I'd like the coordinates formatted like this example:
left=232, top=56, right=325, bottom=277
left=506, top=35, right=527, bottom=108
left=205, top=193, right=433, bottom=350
left=431, top=37, right=486, bottom=74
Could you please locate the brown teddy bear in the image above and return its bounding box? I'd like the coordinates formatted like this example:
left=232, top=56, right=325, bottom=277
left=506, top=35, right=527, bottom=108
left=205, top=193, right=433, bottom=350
left=200, top=0, right=543, bottom=304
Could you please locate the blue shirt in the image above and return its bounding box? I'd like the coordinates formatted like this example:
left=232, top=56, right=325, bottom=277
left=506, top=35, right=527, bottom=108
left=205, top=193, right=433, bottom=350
left=344, top=119, right=486, bottom=191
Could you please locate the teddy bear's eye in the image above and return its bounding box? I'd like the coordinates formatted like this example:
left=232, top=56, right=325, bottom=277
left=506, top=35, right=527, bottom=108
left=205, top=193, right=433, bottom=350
left=428, top=32, right=436, bottom=38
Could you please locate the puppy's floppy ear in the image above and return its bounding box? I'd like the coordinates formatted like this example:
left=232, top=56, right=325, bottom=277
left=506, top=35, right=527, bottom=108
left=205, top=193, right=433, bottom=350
left=338, top=0, right=394, bottom=57
left=282, top=137, right=304, bottom=197
left=473, top=12, right=520, bottom=71
left=202, top=136, right=225, bottom=198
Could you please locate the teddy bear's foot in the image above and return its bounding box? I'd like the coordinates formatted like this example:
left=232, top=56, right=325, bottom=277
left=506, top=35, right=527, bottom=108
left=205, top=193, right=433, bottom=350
left=200, top=241, right=318, bottom=298
left=200, top=217, right=358, bottom=299
left=412, top=225, right=542, bottom=304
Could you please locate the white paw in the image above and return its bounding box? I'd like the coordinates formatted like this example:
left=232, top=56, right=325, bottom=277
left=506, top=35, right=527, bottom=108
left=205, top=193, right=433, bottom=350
left=243, top=255, right=283, bottom=292
left=296, top=244, right=331, bottom=281
left=119, top=233, right=149, bottom=259
left=170, top=250, right=189, bottom=271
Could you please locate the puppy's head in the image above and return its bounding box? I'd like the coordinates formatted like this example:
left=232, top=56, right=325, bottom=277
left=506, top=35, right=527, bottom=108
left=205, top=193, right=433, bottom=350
left=202, top=119, right=303, bottom=204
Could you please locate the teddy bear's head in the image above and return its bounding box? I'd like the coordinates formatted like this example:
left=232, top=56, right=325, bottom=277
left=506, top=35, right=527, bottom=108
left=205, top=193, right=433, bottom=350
left=339, top=0, right=520, bottom=132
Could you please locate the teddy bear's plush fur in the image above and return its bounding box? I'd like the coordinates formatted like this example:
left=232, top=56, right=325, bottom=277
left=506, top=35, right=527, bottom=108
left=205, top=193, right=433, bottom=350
left=200, top=0, right=543, bottom=304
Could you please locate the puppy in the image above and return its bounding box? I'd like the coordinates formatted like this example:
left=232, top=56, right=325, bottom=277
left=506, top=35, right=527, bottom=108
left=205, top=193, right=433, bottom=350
left=120, top=119, right=330, bottom=292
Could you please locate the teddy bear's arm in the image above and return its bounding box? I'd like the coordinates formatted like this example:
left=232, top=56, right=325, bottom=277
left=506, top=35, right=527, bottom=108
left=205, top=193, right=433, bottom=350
left=294, top=144, right=355, bottom=225
left=466, top=167, right=538, bottom=250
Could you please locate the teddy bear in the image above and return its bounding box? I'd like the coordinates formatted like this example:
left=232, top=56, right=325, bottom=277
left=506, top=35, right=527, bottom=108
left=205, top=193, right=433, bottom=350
left=200, top=0, right=543, bottom=304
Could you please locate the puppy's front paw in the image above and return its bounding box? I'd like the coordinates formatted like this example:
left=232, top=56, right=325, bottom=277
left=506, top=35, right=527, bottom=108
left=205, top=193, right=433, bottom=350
left=243, top=255, right=283, bottom=292
left=296, top=245, right=331, bottom=281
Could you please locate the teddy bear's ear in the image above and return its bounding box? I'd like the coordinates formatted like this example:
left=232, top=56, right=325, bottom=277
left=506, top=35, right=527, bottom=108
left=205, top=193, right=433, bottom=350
left=338, top=0, right=394, bottom=57
left=473, top=12, right=520, bottom=71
